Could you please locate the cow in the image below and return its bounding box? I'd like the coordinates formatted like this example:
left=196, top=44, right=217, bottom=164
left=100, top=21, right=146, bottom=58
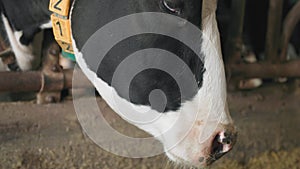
left=0, top=0, right=236, bottom=168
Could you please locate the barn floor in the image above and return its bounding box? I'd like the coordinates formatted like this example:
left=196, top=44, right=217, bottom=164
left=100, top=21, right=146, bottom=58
left=0, top=83, right=299, bottom=169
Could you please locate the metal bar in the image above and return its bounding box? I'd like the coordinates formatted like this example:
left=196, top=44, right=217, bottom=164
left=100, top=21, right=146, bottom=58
left=225, top=0, right=246, bottom=90
left=0, top=69, right=93, bottom=93
left=265, top=0, right=284, bottom=62
left=225, top=0, right=246, bottom=64
left=0, top=71, right=42, bottom=92
left=230, top=59, right=300, bottom=79
left=280, top=0, right=300, bottom=61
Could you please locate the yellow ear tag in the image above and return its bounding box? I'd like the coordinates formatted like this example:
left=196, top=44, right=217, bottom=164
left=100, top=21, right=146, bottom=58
left=49, top=0, right=72, bottom=17
left=57, top=40, right=74, bottom=54
left=49, top=0, right=74, bottom=55
left=51, top=14, right=72, bottom=43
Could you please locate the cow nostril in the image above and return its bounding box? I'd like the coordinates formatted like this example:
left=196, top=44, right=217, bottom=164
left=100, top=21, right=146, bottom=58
left=221, top=134, right=232, bottom=145
left=206, top=130, right=237, bottom=165
left=211, top=134, right=224, bottom=156
left=210, top=131, right=235, bottom=161
left=207, top=129, right=237, bottom=165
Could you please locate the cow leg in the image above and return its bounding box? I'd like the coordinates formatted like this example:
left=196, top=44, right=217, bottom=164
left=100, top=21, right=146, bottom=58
left=1, top=14, right=43, bottom=71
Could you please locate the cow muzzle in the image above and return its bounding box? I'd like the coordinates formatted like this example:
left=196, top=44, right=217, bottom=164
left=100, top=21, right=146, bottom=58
left=204, top=124, right=237, bottom=165
left=166, top=123, right=237, bottom=168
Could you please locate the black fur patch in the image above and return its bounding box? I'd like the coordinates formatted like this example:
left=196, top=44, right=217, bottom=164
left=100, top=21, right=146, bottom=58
left=98, top=33, right=205, bottom=112
left=71, top=0, right=204, bottom=112
left=0, top=0, right=51, bottom=45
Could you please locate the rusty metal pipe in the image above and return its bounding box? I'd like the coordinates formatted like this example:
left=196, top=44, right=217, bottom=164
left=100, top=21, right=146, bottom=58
left=230, top=59, right=300, bottom=79
left=225, top=0, right=246, bottom=64
left=0, top=71, right=42, bottom=92
left=64, top=68, right=93, bottom=89
left=0, top=69, right=93, bottom=93
left=265, top=0, right=284, bottom=62
left=224, top=0, right=246, bottom=90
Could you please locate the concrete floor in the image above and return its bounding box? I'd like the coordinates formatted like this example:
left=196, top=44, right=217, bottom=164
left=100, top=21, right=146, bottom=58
left=0, top=83, right=299, bottom=169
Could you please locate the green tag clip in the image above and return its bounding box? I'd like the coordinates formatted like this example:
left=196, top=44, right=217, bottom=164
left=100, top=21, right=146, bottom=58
left=62, top=50, right=76, bottom=61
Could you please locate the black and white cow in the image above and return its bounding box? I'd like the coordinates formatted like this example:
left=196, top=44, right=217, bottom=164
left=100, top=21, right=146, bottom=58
left=0, top=0, right=52, bottom=70
left=0, top=0, right=236, bottom=167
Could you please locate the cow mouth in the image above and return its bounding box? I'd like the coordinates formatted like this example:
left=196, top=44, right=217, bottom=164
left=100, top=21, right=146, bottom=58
left=206, top=150, right=228, bottom=165
left=165, top=128, right=237, bottom=168
left=165, top=152, right=200, bottom=168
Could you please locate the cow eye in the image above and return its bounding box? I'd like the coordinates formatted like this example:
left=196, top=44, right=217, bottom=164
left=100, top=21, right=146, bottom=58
left=162, top=0, right=183, bottom=14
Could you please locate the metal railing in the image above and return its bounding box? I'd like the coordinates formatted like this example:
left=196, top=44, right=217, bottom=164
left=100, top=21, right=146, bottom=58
left=0, top=0, right=300, bottom=103
left=225, top=0, right=300, bottom=88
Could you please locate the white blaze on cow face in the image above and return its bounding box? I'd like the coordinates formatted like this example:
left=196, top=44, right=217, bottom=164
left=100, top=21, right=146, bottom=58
left=164, top=1, right=236, bottom=167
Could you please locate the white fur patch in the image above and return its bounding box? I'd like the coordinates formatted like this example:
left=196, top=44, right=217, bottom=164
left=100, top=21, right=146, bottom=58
left=1, top=14, right=42, bottom=71
left=40, top=21, right=52, bottom=29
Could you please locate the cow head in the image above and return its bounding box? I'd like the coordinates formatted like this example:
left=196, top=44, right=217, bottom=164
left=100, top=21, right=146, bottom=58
left=71, top=0, right=237, bottom=168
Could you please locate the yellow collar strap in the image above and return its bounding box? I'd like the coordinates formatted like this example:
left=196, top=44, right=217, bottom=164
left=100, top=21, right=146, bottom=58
left=49, top=0, right=74, bottom=55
